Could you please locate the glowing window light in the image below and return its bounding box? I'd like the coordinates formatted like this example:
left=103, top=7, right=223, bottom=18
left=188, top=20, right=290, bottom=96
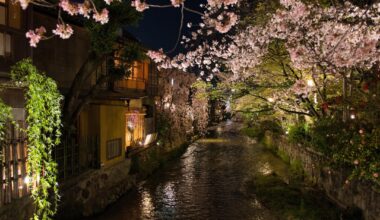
left=143, top=134, right=155, bottom=146
left=24, top=176, right=30, bottom=184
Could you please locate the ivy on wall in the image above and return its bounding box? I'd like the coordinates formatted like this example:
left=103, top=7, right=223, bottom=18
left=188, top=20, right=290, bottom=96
left=10, top=59, right=63, bottom=220
left=0, top=99, right=12, bottom=164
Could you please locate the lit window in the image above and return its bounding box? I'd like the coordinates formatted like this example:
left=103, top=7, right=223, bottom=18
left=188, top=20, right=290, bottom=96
left=0, top=32, right=11, bottom=57
left=8, top=2, right=22, bottom=29
left=0, top=0, right=22, bottom=29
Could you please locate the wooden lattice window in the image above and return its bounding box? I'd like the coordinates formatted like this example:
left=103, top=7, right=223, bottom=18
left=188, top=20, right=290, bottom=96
left=1, top=120, right=29, bottom=206
left=106, top=138, right=122, bottom=160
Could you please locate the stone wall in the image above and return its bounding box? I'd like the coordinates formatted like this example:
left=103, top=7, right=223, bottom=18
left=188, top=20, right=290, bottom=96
left=57, top=159, right=136, bottom=219
left=264, top=132, right=380, bottom=220
left=0, top=197, right=33, bottom=220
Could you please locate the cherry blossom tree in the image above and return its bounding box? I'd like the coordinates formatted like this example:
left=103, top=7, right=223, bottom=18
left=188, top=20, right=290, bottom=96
left=156, top=68, right=209, bottom=145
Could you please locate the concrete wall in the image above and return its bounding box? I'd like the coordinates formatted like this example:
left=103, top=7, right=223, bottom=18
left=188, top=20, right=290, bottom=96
left=263, top=132, right=380, bottom=220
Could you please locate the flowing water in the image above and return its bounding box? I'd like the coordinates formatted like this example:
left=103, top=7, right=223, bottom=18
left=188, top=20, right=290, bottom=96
left=89, top=122, right=308, bottom=220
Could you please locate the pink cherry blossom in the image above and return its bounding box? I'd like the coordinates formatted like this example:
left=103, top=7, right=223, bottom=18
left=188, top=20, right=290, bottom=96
left=171, top=0, right=184, bottom=7
left=208, top=0, right=238, bottom=7
left=78, top=1, right=92, bottom=18
left=93, top=8, right=109, bottom=24
left=131, top=0, right=149, bottom=12
left=104, top=0, right=113, bottom=5
left=147, top=49, right=167, bottom=63
left=26, top=26, right=46, bottom=47
left=52, top=24, right=74, bottom=39
left=213, top=12, right=238, bottom=33
left=18, top=0, right=30, bottom=10
left=59, top=0, right=79, bottom=16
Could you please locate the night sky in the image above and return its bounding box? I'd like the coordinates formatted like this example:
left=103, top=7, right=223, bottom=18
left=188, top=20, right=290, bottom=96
left=128, top=0, right=206, bottom=55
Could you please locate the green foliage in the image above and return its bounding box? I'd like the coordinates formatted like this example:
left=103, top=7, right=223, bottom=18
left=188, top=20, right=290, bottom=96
left=11, top=59, right=63, bottom=220
left=191, top=81, right=225, bottom=101
left=241, top=126, right=265, bottom=140
left=242, top=120, right=283, bottom=141
left=86, top=0, right=141, bottom=55
left=307, top=118, right=380, bottom=186
left=240, top=0, right=281, bottom=26
left=287, top=123, right=311, bottom=144
left=0, top=99, right=12, bottom=164
left=108, top=40, right=147, bottom=79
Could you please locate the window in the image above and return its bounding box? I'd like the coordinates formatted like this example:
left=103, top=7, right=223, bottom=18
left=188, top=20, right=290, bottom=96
left=8, top=1, right=21, bottom=29
left=130, top=61, right=144, bottom=80
left=0, top=32, right=11, bottom=57
left=106, top=138, right=122, bottom=160
left=0, top=0, right=22, bottom=29
left=0, top=1, right=6, bottom=26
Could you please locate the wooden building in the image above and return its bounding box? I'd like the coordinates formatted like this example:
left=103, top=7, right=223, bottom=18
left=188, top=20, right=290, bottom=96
left=0, top=0, right=158, bottom=207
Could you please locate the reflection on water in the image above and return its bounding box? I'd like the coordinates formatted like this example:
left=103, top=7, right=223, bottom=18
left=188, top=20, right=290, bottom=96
left=141, top=190, right=153, bottom=217
left=91, top=122, right=285, bottom=220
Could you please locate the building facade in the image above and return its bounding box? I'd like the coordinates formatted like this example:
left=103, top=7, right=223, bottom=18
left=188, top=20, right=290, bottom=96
left=0, top=0, right=158, bottom=210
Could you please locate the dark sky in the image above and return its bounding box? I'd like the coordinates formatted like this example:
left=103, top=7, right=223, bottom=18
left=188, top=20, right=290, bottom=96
left=128, top=0, right=206, bottom=54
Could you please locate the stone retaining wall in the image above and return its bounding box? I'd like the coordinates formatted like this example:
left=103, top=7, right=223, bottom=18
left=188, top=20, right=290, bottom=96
left=57, top=159, right=136, bottom=219
left=264, top=132, right=380, bottom=220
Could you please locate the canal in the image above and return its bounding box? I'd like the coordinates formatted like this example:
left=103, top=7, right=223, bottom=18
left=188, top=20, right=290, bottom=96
left=89, top=122, right=345, bottom=220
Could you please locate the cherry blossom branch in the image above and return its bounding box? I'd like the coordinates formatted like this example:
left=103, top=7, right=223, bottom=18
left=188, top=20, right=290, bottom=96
left=184, top=7, right=204, bottom=16
left=167, top=3, right=184, bottom=54
left=278, top=106, right=312, bottom=116
left=148, top=4, right=173, bottom=8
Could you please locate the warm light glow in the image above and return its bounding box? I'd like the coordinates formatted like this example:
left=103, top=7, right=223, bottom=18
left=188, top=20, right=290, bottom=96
left=164, top=103, right=170, bottom=109
left=268, top=97, right=274, bottom=103
left=307, top=79, right=314, bottom=87
left=24, top=176, right=30, bottom=184
left=143, top=133, right=156, bottom=146
left=171, top=78, right=174, bottom=86
left=127, top=121, right=134, bottom=130
left=350, top=114, right=356, bottom=119
left=314, top=93, right=318, bottom=104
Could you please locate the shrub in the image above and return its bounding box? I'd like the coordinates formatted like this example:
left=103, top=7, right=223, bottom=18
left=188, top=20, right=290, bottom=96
left=287, top=123, right=310, bottom=144
left=242, top=120, right=283, bottom=141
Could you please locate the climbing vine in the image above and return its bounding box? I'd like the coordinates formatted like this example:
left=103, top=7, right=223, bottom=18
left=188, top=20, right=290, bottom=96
left=0, top=99, right=12, bottom=164
left=10, top=59, right=63, bottom=220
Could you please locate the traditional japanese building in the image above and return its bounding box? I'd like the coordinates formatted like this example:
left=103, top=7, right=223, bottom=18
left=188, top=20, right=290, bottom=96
left=0, top=0, right=158, bottom=213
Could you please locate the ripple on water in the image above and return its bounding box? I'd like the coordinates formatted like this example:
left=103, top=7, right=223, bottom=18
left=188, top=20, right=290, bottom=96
left=91, top=123, right=278, bottom=220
